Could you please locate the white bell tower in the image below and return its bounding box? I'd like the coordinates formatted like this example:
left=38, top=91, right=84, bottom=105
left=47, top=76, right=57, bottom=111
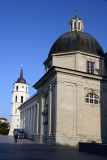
left=9, top=67, right=29, bottom=136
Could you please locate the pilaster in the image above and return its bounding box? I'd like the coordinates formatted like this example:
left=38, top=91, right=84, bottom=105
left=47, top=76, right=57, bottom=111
left=48, top=84, right=52, bottom=136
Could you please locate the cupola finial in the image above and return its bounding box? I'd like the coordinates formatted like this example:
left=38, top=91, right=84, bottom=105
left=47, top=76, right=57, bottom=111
left=69, top=13, right=84, bottom=32
left=76, top=10, right=78, bottom=18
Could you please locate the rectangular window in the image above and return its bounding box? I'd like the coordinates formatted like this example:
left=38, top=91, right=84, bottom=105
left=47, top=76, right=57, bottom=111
left=87, top=61, right=94, bottom=74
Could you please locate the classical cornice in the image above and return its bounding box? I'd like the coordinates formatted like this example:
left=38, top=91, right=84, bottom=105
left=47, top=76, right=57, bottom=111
left=33, top=66, right=104, bottom=89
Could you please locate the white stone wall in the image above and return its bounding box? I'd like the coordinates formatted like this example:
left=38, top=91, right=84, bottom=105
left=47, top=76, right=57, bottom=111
left=56, top=71, right=101, bottom=145
left=52, top=51, right=105, bottom=76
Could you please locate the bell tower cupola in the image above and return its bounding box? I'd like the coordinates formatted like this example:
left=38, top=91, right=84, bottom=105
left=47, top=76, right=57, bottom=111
left=69, top=12, right=84, bottom=32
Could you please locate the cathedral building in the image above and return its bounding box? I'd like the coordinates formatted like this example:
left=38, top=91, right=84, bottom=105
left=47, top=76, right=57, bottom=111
left=9, top=68, right=29, bottom=136
left=19, top=14, right=107, bottom=146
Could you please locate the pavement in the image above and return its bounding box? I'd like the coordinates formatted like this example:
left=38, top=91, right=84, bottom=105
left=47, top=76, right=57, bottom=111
left=0, top=135, right=107, bottom=160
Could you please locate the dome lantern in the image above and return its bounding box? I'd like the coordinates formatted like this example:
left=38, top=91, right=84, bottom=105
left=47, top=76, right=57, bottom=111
left=69, top=13, right=84, bottom=32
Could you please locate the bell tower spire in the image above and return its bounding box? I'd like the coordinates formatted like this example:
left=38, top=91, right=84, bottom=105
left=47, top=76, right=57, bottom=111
left=69, top=13, right=84, bottom=32
left=20, top=64, right=23, bottom=79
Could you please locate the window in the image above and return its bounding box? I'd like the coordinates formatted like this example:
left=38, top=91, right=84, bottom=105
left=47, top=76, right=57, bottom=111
left=16, top=86, right=18, bottom=91
left=74, top=22, right=76, bottom=29
left=78, top=22, right=80, bottom=29
left=21, top=96, right=23, bottom=103
left=87, top=61, right=94, bottom=74
left=85, top=93, right=99, bottom=104
left=15, top=96, right=17, bottom=102
left=26, top=87, right=27, bottom=92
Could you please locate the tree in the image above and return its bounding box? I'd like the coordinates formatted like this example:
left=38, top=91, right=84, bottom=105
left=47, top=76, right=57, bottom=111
left=0, top=122, right=8, bottom=129
left=0, top=122, right=9, bottom=135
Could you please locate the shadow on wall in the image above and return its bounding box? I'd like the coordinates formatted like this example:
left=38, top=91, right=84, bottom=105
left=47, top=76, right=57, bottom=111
left=101, top=57, right=107, bottom=144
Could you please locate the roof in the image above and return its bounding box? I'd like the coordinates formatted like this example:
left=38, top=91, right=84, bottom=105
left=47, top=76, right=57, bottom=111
left=16, top=68, right=26, bottom=84
left=48, top=31, right=104, bottom=57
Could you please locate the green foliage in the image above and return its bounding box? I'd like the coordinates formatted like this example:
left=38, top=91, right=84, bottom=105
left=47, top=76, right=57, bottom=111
left=0, top=123, right=9, bottom=135
left=0, top=123, right=8, bottom=129
left=0, top=128, right=9, bottom=135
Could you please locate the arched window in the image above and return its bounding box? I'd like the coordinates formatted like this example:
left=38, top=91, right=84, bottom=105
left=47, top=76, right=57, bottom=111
left=15, top=96, right=17, bottom=102
left=21, top=96, right=23, bottom=103
left=85, top=93, right=99, bottom=104
left=16, top=86, right=18, bottom=91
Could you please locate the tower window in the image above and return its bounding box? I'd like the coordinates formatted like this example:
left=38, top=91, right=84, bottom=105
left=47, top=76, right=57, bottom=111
left=15, top=96, right=17, bottom=102
left=87, top=61, right=94, bottom=74
left=26, top=87, right=27, bottom=92
left=16, top=86, right=18, bottom=91
left=21, top=96, right=23, bottom=103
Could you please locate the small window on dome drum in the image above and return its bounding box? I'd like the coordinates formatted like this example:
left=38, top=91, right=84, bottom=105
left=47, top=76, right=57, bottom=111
left=87, top=61, right=94, bottom=74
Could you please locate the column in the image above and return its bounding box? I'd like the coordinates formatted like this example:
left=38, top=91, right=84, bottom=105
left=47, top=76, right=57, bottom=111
left=73, top=84, right=77, bottom=136
left=48, top=84, right=52, bottom=136
left=31, top=107, right=34, bottom=134
left=28, top=108, right=30, bottom=134
left=25, top=110, right=27, bottom=132
left=23, top=111, right=25, bottom=129
left=40, top=94, right=45, bottom=135
left=20, top=112, right=22, bottom=128
left=36, top=103, right=39, bottom=135
left=29, top=108, right=32, bottom=134
left=27, top=109, right=30, bottom=134
left=33, top=105, right=36, bottom=134
left=21, top=112, right=24, bottom=128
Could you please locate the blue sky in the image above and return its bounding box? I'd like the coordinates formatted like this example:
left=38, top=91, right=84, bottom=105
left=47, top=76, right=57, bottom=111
left=0, top=0, right=107, bottom=121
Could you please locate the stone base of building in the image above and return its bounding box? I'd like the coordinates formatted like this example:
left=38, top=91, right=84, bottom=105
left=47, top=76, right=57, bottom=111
left=27, top=132, right=102, bottom=146
left=27, top=133, right=35, bottom=140
left=55, top=135, right=102, bottom=146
